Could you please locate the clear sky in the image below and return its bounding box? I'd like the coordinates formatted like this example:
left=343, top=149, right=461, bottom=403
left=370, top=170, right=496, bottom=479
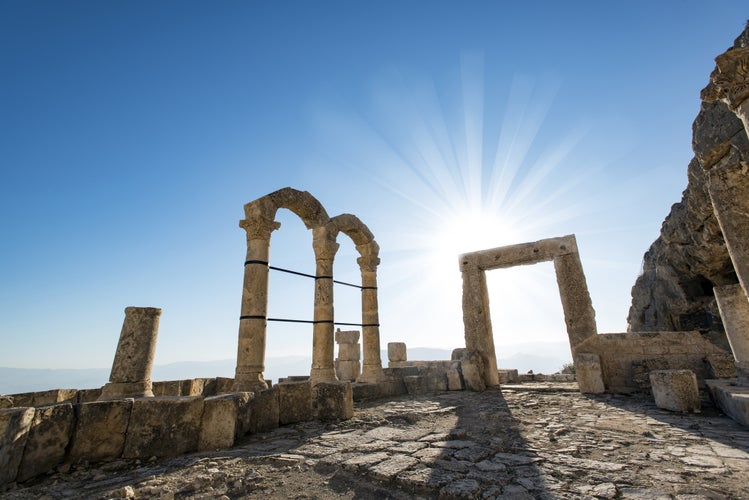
left=1, top=1, right=746, bottom=371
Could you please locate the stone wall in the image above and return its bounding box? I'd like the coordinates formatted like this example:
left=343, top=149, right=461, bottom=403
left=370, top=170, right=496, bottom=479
left=0, top=379, right=354, bottom=487
left=627, top=25, right=749, bottom=349
left=585, top=331, right=734, bottom=393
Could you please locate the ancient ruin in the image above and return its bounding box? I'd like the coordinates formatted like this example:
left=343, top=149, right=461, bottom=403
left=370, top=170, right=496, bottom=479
left=3, top=22, right=749, bottom=499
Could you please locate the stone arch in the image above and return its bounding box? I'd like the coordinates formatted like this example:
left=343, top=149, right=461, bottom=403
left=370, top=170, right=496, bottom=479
left=233, top=188, right=384, bottom=391
left=327, top=214, right=383, bottom=382
left=234, top=188, right=330, bottom=392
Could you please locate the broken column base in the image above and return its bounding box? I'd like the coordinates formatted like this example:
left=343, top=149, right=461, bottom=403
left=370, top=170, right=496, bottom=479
left=98, top=381, right=154, bottom=401
left=649, top=370, right=701, bottom=413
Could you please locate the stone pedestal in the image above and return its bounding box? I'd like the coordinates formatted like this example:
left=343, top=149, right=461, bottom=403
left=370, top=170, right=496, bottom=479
left=99, top=307, right=161, bottom=400
left=335, top=329, right=361, bottom=382
left=574, top=352, right=605, bottom=394
left=388, top=342, right=407, bottom=364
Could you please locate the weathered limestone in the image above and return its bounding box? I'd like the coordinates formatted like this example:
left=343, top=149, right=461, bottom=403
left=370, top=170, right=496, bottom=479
left=706, top=379, right=749, bottom=426
left=247, top=386, right=280, bottom=434
left=16, top=403, right=75, bottom=483
left=574, top=353, right=605, bottom=394
left=388, top=342, right=407, bottom=364
left=335, top=329, right=361, bottom=382
left=99, top=307, right=162, bottom=400
left=278, top=380, right=312, bottom=425
left=714, top=283, right=749, bottom=382
left=314, top=381, right=353, bottom=420
left=356, top=240, right=384, bottom=383
left=198, top=394, right=249, bottom=451
left=459, top=235, right=599, bottom=390
left=310, top=227, right=339, bottom=384
left=0, top=407, right=34, bottom=485
left=649, top=370, right=701, bottom=413
left=235, top=189, right=383, bottom=388
left=122, top=396, right=204, bottom=459
left=69, top=399, right=133, bottom=463
left=234, top=215, right=279, bottom=392
left=451, top=348, right=486, bottom=392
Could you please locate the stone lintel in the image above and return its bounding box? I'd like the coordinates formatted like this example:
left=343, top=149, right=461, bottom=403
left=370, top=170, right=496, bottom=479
left=459, top=234, right=577, bottom=272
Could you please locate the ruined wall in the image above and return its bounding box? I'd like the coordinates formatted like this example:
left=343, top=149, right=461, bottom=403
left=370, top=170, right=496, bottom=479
left=628, top=25, right=749, bottom=348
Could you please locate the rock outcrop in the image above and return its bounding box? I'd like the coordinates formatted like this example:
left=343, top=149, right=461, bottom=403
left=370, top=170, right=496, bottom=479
left=627, top=23, right=749, bottom=350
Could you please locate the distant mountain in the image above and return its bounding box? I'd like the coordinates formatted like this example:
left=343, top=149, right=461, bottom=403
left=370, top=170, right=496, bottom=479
left=0, top=344, right=571, bottom=395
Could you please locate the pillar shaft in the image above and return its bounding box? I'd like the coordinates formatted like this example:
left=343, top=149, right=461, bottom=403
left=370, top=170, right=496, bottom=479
left=460, top=264, right=499, bottom=387
left=234, top=217, right=279, bottom=392
left=358, top=268, right=383, bottom=382
left=310, top=228, right=338, bottom=384
left=99, top=306, right=161, bottom=400
left=553, top=252, right=598, bottom=350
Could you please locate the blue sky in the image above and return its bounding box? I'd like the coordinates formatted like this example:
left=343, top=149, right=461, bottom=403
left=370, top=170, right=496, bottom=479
left=1, top=1, right=746, bottom=371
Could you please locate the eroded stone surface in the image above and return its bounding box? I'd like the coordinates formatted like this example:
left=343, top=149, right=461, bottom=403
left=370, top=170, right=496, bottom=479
left=5, top=387, right=749, bottom=499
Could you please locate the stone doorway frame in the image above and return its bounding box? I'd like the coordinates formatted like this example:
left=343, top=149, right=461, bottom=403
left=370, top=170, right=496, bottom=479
left=459, top=234, right=598, bottom=387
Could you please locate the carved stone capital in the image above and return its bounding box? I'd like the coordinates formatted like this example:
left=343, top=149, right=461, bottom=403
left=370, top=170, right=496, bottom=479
left=702, top=47, right=749, bottom=110
left=239, top=217, right=281, bottom=240
left=312, top=227, right=340, bottom=261
left=356, top=241, right=380, bottom=271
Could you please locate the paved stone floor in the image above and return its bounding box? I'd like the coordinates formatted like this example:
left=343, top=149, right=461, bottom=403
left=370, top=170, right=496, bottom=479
left=4, top=384, right=749, bottom=499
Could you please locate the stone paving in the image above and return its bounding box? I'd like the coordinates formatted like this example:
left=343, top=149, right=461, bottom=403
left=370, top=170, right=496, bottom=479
left=4, top=384, right=749, bottom=499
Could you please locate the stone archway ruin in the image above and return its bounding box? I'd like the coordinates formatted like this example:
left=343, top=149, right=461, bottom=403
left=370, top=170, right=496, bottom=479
left=233, top=188, right=383, bottom=391
left=459, top=234, right=599, bottom=389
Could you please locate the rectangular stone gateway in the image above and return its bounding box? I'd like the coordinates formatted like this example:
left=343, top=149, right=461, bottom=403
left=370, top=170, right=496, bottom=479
left=459, top=235, right=600, bottom=390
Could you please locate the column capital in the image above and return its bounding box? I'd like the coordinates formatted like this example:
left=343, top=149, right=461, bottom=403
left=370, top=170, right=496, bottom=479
left=239, top=217, right=281, bottom=240
left=313, top=227, right=340, bottom=261
left=356, top=241, right=380, bottom=271
left=702, top=47, right=749, bottom=110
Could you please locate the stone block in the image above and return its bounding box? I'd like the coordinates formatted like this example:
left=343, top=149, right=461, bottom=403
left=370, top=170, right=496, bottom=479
left=497, top=369, right=519, bottom=384
left=8, top=393, right=34, bottom=408
left=234, top=392, right=254, bottom=437
left=247, top=386, right=279, bottom=434
left=0, top=407, right=35, bottom=485
left=388, top=342, right=407, bottom=363
left=122, top=396, right=204, bottom=459
left=649, top=370, right=701, bottom=413
left=199, top=394, right=243, bottom=451
left=706, top=379, right=749, bottom=426
left=76, top=388, right=102, bottom=403
left=152, top=380, right=182, bottom=396
left=278, top=381, right=312, bottom=425
left=337, top=342, right=361, bottom=360
left=0, top=396, right=13, bottom=409
left=201, top=378, right=218, bottom=396
left=706, top=353, right=738, bottom=378
left=314, top=381, right=353, bottom=420
left=335, top=360, right=361, bottom=382
left=215, top=377, right=235, bottom=395
left=447, top=367, right=464, bottom=391
left=575, top=352, right=605, bottom=394
left=16, top=403, right=75, bottom=483
left=454, top=351, right=486, bottom=392
left=68, top=399, right=132, bottom=463
left=335, top=329, right=360, bottom=344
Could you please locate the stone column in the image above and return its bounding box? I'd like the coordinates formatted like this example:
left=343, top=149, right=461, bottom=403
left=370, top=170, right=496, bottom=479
left=460, top=257, right=499, bottom=387
left=99, top=307, right=161, bottom=400
left=701, top=46, right=749, bottom=303
left=357, top=241, right=384, bottom=383
left=310, top=227, right=339, bottom=384
left=233, top=215, right=280, bottom=392
left=553, top=251, right=598, bottom=349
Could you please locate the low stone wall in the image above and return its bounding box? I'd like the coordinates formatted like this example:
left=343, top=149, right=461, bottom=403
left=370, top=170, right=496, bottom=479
left=0, top=379, right=353, bottom=487
left=590, top=331, right=735, bottom=393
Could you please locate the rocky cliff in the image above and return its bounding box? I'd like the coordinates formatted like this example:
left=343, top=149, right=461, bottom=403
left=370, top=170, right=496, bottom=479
left=627, top=24, right=749, bottom=349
